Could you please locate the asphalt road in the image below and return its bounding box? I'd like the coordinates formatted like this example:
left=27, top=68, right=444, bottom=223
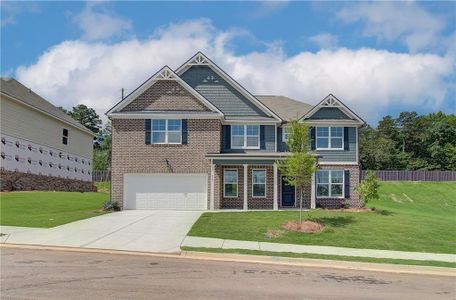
left=1, top=248, right=455, bottom=300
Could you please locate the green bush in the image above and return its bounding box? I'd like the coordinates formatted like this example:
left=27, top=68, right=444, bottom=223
left=356, top=171, right=380, bottom=206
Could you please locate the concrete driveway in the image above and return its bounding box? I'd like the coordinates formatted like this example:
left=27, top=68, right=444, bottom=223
left=1, top=210, right=203, bottom=253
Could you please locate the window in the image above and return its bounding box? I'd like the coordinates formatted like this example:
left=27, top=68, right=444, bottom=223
left=252, top=170, right=266, bottom=197
left=152, top=119, right=182, bottom=144
left=62, top=128, right=68, bottom=145
left=231, top=125, right=260, bottom=149
left=316, top=170, right=344, bottom=198
left=282, top=127, right=289, bottom=142
left=223, top=169, right=238, bottom=197
left=316, top=127, right=343, bottom=150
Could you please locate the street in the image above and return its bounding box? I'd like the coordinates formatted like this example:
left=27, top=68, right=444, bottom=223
left=1, top=248, right=455, bottom=300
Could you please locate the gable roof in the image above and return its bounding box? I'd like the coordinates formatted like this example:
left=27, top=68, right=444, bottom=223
left=175, top=52, right=282, bottom=121
left=0, top=78, right=95, bottom=136
left=255, top=95, right=313, bottom=121
left=106, top=66, right=223, bottom=116
left=300, top=94, right=365, bottom=124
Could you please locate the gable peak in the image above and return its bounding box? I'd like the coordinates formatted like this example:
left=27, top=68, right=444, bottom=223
left=155, top=66, right=178, bottom=80
left=321, top=94, right=341, bottom=107
left=188, top=52, right=210, bottom=65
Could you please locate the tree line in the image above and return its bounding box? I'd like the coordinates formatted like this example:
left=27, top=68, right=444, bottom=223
left=62, top=105, right=456, bottom=171
left=360, top=112, right=456, bottom=171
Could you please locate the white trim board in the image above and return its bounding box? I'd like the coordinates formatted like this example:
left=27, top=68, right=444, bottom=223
left=106, top=65, right=223, bottom=116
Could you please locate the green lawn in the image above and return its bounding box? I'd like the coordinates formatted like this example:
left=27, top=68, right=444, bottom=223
left=188, top=182, right=456, bottom=254
left=0, top=191, right=109, bottom=228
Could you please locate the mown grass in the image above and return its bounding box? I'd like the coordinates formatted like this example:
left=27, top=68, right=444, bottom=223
left=0, top=191, right=109, bottom=228
left=188, top=182, right=456, bottom=254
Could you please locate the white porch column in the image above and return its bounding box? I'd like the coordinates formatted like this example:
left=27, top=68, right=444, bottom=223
left=273, top=163, right=278, bottom=210
left=311, top=172, right=316, bottom=209
left=243, top=164, right=248, bottom=210
left=210, top=161, right=215, bottom=210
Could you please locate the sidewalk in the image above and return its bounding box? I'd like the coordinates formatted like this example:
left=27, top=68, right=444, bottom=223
left=181, top=236, right=456, bottom=263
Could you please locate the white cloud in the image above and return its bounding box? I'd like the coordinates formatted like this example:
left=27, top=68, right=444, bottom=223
left=309, top=33, right=339, bottom=49
left=337, top=2, right=446, bottom=53
left=73, top=2, right=132, bottom=41
left=16, top=19, right=454, bottom=124
left=254, top=1, right=289, bottom=17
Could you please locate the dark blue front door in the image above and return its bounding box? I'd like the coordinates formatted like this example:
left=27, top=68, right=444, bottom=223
left=281, top=177, right=295, bottom=207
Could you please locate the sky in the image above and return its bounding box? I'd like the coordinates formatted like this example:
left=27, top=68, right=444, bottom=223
left=1, top=1, right=455, bottom=125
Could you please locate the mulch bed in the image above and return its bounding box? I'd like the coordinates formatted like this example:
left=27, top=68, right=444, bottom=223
left=281, top=220, right=325, bottom=233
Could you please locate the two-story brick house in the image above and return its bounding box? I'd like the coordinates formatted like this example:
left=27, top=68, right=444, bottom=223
left=107, top=52, right=365, bottom=210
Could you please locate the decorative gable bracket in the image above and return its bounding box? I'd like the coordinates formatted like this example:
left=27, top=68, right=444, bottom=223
left=155, top=67, right=178, bottom=80
left=321, top=95, right=341, bottom=107
left=188, top=53, right=209, bottom=65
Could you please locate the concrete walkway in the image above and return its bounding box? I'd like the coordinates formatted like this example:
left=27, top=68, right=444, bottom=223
left=1, top=210, right=202, bottom=253
left=181, top=236, right=456, bottom=263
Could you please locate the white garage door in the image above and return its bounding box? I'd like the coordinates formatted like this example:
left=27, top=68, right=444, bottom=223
left=123, top=173, right=208, bottom=210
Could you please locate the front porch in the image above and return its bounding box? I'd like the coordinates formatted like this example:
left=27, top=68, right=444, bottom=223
left=206, top=153, right=316, bottom=210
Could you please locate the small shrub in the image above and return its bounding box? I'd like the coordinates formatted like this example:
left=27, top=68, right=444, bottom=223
left=103, top=200, right=120, bottom=211
left=356, top=171, right=380, bottom=206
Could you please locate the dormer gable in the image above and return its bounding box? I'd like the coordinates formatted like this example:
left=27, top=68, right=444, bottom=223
left=106, top=66, right=223, bottom=116
left=300, top=94, right=365, bottom=125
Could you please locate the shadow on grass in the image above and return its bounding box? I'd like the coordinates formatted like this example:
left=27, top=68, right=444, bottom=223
left=374, top=209, right=395, bottom=216
left=310, top=216, right=356, bottom=227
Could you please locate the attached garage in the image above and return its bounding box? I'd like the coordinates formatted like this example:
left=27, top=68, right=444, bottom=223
left=123, top=173, right=208, bottom=210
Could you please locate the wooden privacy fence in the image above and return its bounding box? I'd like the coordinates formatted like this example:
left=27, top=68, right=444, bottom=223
left=92, top=170, right=111, bottom=182
left=361, top=170, right=456, bottom=181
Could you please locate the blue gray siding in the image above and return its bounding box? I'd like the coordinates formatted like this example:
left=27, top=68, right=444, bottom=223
left=317, top=127, right=357, bottom=162
left=180, top=65, right=267, bottom=117
left=222, top=125, right=275, bottom=152
left=308, top=107, right=351, bottom=120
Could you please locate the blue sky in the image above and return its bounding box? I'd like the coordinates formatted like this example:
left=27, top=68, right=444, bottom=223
left=1, top=1, right=455, bottom=125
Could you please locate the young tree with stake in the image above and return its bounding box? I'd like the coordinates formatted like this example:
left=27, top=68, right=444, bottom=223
left=277, top=120, right=317, bottom=223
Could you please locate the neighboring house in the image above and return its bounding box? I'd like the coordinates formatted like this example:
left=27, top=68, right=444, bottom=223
left=107, top=52, right=365, bottom=210
left=0, top=78, right=95, bottom=191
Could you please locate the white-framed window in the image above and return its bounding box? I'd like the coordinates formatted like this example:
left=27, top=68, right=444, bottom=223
left=252, top=169, right=266, bottom=197
left=231, top=125, right=260, bottom=149
left=316, top=127, right=343, bottom=150
left=224, top=169, right=238, bottom=197
left=282, top=127, right=289, bottom=142
left=152, top=119, right=182, bottom=144
left=316, top=170, right=344, bottom=198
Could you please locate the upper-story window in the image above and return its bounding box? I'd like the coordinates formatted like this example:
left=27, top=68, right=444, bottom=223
left=282, top=127, right=289, bottom=142
left=62, top=128, right=69, bottom=145
left=316, top=127, right=343, bottom=150
left=152, top=119, right=182, bottom=144
left=231, top=125, right=259, bottom=149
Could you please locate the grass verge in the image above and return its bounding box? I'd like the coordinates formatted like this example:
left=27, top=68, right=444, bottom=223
left=181, top=246, right=456, bottom=268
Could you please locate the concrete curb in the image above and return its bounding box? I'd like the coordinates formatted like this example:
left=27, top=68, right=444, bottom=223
left=2, top=243, right=455, bottom=277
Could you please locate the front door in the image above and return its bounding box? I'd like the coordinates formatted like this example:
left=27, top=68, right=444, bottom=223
left=281, top=177, right=295, bottom=207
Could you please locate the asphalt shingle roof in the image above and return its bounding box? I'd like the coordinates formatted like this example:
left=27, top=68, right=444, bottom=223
left=255, top=95, right=313, bottom=121
left=0, top=78, right=94, bottom=135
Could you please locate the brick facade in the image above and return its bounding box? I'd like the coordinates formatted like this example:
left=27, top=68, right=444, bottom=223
left=122, top=80, right=210, bottom=112
left=111, top=118, right=221, bottom=208
left=316, top=164, right=361, bottom=208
